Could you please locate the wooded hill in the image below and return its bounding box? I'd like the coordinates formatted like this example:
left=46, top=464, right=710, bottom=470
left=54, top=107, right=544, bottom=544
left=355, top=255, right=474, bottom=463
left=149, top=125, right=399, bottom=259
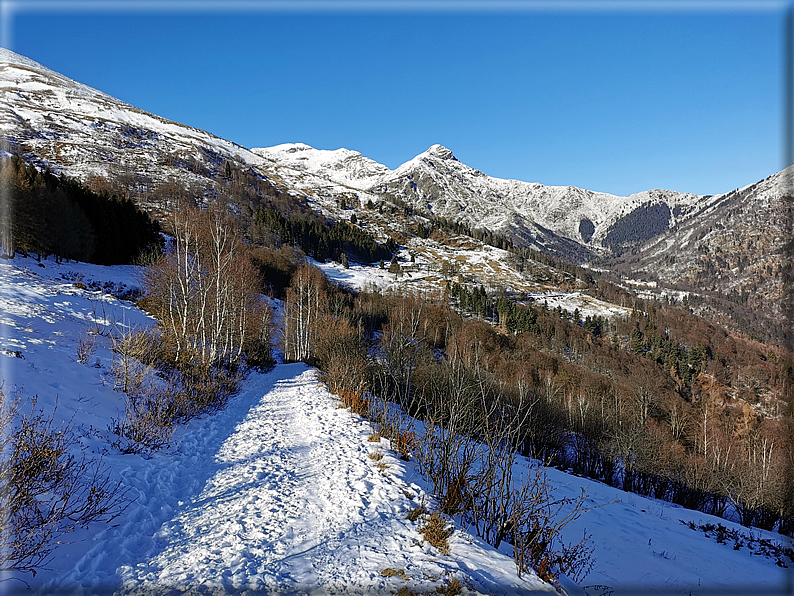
left=0, top=155, right=161, bottom=265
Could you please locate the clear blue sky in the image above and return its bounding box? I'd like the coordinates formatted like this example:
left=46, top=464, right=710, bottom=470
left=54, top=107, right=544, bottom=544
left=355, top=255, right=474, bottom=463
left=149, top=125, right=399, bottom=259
left=3, top=1, right=789, bottom=196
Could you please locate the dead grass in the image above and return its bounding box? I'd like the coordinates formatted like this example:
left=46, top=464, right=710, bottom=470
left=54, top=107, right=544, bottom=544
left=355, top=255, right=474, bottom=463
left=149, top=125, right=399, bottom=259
left=419, top=512, right=453, bottom=555
left=368, top=451, right=384, bottom=461
left=368, top=432, right=381, bottom=442
left=406, top=505, right=427, bottom=522
left=436, top=577, right=463, bottom=596
left=380, top=567, right=409, bottom=580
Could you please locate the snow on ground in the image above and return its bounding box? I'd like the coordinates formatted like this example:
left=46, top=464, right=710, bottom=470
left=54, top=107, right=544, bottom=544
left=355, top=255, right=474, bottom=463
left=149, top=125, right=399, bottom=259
left=0, top=256, right=551, bottom=595
left=528, top=291, right=632, bottom=320
left=312, top=255, right=633, bottom=321
left=1, top=256, right=792, bottom=596
left=41, top=364, right=550, bottom=595
left=517, top=462, right=794, bottom=595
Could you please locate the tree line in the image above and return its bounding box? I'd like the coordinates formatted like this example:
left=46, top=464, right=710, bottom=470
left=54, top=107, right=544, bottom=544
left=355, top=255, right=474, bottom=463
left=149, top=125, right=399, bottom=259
left=0, top=155, right=161, bottom=264
left=254, top=206, right=396, bottom=264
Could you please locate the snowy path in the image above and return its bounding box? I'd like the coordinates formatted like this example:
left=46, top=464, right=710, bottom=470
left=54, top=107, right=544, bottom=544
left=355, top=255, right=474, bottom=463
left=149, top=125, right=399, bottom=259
left=43, top=363, right=548, bottom=595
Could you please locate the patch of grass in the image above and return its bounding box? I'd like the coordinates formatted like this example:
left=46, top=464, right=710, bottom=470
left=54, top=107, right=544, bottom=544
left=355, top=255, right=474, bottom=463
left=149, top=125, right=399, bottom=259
left=420, top=512, right=453, bottom=555
left=368, top=432, right=381, bottom=442
left=377, top=460, right=390, bottom=472
left=406, top=505, right=427, bottom=522
left=436, top=577, right=462, bottom=596
left=381, top=568, right=410, bottom=580
left=368, top=451, right=384, bottom=461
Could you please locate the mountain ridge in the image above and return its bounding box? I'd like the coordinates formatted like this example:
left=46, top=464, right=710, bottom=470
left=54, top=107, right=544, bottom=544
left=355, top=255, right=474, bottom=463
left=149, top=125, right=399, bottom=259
left=1, top=47, right=789, bottom=340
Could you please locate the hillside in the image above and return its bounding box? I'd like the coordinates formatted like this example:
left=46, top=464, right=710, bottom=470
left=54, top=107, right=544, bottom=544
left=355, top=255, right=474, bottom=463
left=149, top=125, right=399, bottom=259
left=0, top=256, right=791, bottom=595
left=605, top=166, right=793, bottom=340
left=2, top=46, right=789, bottom=344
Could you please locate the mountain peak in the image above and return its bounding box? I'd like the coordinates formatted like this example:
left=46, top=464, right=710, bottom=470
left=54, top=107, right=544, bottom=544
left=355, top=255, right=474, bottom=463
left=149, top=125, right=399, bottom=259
left=423, top=144, right=457, bottom=162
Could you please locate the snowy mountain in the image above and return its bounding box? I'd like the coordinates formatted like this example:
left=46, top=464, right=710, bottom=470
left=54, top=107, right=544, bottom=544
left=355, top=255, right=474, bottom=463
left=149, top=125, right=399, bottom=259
left=253, top=142, right=712, bottom=260
left=0, top=48, right=270, bottom=195
left=606, top=166, right=792, bottom=335
left=1, top=46, right=789, bottom=337
left=1, top=47, right=716, bottom=261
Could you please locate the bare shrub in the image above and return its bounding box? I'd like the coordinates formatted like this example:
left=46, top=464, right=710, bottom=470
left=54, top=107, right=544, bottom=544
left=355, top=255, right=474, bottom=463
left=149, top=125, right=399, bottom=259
left=509, top=465, right=597, bottom=584
left=0, top=389, right=130, bottom=576
left=110, top=325, right=161, bottom=395
left=75, top=332, right=96, bottom=364
left=109, top=385, right=176, bottom=454
left=369, top=395, right=416, bottom=461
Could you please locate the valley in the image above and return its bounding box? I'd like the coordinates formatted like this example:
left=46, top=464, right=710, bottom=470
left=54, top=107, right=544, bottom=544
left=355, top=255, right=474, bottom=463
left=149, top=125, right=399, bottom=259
left=0, top=46, right=792, bottom=595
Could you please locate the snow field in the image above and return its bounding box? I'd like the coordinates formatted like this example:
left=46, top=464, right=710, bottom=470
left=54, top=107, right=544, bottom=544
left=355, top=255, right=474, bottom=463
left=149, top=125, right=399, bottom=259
left=46, top=364, right=551, bottom=595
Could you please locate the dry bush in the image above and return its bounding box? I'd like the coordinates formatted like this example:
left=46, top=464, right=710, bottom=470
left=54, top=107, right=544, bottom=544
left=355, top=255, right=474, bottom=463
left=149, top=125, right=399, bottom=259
left=509, top=465, right=597, bottom=584
left=108, top=324, right=240, bottom=453
left=419, top=512, right=453, bottom=555
left=109, top=385, right=175, bottom=454
left=75, top=331, right=96, bottom=364
left=391, top=429, right=417, bottom=461
left=0, top=389, right=130, bottom=576
left=110, top=364, right=241, bottom=453
left=337, top=387, right=370, bottom=417
left=406, top=505, right=427, bottom=522
left=369, top=396, right=416, bottom=461
left=110, top=325, right=161, bottom=395
left=436, top=577, right=462, bottom=596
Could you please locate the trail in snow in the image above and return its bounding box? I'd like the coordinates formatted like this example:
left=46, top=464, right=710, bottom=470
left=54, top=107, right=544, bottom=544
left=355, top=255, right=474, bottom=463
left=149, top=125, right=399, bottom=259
left=5, top=258, right=790, bottom=595
left=42, top=364, right=549, bottom=596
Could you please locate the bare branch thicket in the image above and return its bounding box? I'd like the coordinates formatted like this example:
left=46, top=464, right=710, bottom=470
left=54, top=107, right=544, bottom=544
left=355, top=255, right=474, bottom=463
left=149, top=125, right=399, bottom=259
left=413, top=342, right=483, bottom=516
left=0, top=388, right=130, bottom=576
left=143, top=201, right=270, bottom=371
left=509, top=465, right=598, bottom=584
left=404, top=332, right=601, bottom=584
left=282, top=264, right=327, bottom=364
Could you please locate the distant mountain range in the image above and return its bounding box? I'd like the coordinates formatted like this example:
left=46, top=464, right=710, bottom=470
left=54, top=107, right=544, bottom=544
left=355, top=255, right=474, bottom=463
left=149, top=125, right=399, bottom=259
left=1, top=47, right=789, bottom=337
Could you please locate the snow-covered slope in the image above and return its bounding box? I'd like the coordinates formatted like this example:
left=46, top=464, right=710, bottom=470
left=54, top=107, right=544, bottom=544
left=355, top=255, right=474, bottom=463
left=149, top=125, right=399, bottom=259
left=0, top=48, right=268, bottom=191
left=0, top=256, right=553, bottom=595
left=2, top=256, right=791, bottom=594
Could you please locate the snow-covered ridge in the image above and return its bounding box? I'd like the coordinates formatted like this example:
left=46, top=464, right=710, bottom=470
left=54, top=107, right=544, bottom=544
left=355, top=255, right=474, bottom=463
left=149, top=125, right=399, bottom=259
left=0, top=47, right=777, bottom=261
left=0, top=48, right=266, bottom=185
left=254, top=140, right=709, bottom=252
